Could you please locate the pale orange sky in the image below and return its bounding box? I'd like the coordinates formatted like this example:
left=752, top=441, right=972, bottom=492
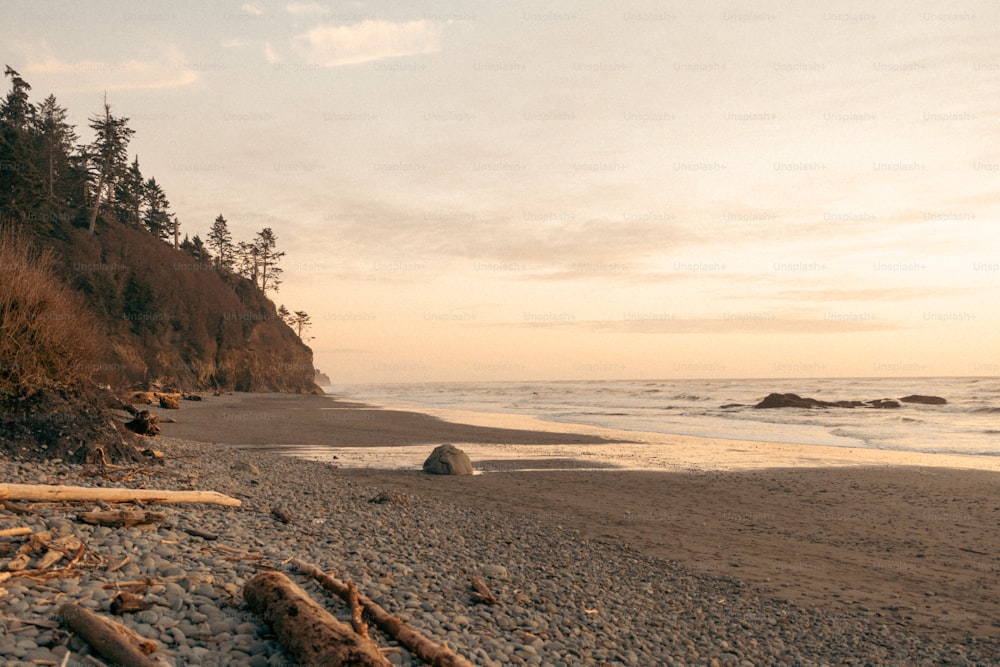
left=6, top=1, right=999, bottom=382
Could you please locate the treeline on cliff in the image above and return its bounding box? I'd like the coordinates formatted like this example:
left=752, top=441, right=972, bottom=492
left=0, top=66, right=318, bottom=396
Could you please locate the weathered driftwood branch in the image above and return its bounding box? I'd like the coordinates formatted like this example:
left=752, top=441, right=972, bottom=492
left=111, top=591, right=154, bottom=615
left=291, top=558, right=475, bottom=667
left=58, top=602, right=159, bottom=667
left=0, top=484, right=240, bottom=507
left=244, top=570, right=392, bottom=667
left=77, top=510, right=167, bottom=528
left=470, top=575, right=499, bottom=606
left=347, top=580, right=370, bottom=639
left=0, top=526, right=32, bottom=538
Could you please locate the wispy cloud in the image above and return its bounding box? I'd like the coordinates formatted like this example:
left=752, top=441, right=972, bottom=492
left=25, top=48, right=199, bottom=91
left=263, top=42, right=281, bottom=64
left=292, top=20, right=443, bottom=67
left=241, top=3, right=265, bottom=16
left=285, top=2, right=330, bottom=16
left=513, top=317, right=907, bottom=335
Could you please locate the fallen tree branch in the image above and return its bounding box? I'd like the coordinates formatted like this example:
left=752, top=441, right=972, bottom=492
left=77, top=510, right=167, bottom=529
left=57, top=602, right=159, bottom=667
left=291, top=558, right=476, bottom=667
left=347, top=580, right=370, bottom=639
left=0, top=484, right=240, bottom=507
left=470, top=575, right=499, bottom=606
left=244, top=570, right=392, bottom=666
left=0, top=526, right=32, bottom=538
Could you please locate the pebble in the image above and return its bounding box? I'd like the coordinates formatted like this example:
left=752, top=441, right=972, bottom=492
left=0, top=437, right=996, bottom=666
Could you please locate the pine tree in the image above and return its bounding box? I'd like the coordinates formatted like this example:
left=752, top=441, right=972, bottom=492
left=32, top=95, right=77, bottom=205
left=142, top=177, right=171, bottom=240
left=253, top=227, right=285, bottom=293
left=0, top=67, right=44, bottom=224
left=291, top=310, right=311, bottom=339
left=207, top=214, right=235, bottom=272
left=114, top=156, right=144, bottom=228
left=85, top=98, right=134, bottom=234
left=0, top=66, right=34, bottom=132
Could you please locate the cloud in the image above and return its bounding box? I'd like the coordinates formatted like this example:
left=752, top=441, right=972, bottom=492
left=512, top=317, right=907, bottom=335
left=221, top=39, right=251, bottom=49
left=241, top=3, right=265, bottom=15
left=25, top=49, right=199, bottom=91
left=292, top=20, right=442, bottom=67
left=263, top=42, right=281, bottom=64
left=285, top=2, right=330, bottom=15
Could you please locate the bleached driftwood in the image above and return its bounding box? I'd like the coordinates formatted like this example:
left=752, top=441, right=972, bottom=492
left=0, top=484, right=240, bottom=507
left=244, top=570, right=392, bottom=666
left=58, top=602, right=159, bottom=667
left=291, top=558, right=475, bottom=667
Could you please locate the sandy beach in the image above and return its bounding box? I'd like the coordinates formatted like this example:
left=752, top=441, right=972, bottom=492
left=155, top=392, right=1000, bottom=647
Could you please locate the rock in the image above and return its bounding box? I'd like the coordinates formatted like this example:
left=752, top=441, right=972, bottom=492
left=754, top=393, right=839, bottom=409
left=481, top=564, right=508, bottom=578
left=232, top=461, right=260, bottom=475
left=124, top=410, right=160, bottom=436
left=899, top=394, right=947, bottom=405
left=183, top=393, right=203, bottom=401
left=158, top=394, right=180, bottom=410
left=422, top=444, right=474, bottom=476
left=866, top=398, right=901, bottom=409
left=755, top=393, right=898, bottom=410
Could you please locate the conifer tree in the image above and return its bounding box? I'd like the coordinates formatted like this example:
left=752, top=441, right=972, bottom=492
left=114, top=156, right=144, bottom=228
left=207, top=214, right=235, bottom=272
left=85, top=98, right=134, bottom=234
left=142, top=177, right=171, bottom=240
left=32, top=95, right=77, bottom=205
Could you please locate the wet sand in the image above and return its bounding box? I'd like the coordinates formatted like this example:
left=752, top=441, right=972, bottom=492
left=156, top=392, right=1000, bottom=643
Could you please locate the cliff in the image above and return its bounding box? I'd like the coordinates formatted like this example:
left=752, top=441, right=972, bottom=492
left=57, top=223, right=319, bottom=393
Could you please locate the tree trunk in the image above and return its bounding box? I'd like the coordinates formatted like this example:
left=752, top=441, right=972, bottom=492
left=244, top=570, right=392, bottom=666
left=291, top=559, right=476, bottom=667
left=87, top=172, right=107, bottom=234
left=58, top=602, right=159, bottom=667
left=0, top=483, right=241, bottom=507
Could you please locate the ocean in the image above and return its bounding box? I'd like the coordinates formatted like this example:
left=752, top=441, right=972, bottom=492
left=335, top=377, right=1000, bottom=458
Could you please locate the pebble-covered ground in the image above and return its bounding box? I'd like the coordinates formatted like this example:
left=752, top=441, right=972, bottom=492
left=1, top=438, right=998, bottom=666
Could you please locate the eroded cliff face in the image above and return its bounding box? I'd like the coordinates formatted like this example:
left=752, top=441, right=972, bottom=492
left=55, top=224, right=320, bottom=394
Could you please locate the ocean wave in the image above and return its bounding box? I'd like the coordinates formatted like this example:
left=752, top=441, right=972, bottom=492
left=971, top=407, right=1000, bottom=414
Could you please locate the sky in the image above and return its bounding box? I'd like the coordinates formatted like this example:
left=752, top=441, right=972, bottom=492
left=4, top=0, right=999, bottom=384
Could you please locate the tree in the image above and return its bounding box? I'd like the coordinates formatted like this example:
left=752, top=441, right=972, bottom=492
left=142, top=177, right=171, bottom=240
left=290, top=310, right=312, bottom=339
left=1, top=66, right=34, bottom=132
left=169, top=213, right=181, bottom=249
left=114, top=156, right=144, bottom=228
left=207, top=214, right=235, bottom=272
left=236, top=239, right=259, bottom=285
left=278, top=305, right=311, bottom=340
left=253, top=227, right=284, bottom=293
left=0, top=67, right=43, bottom=223
left=179, top=234, right=210, bottom=262
left=33, top=95, right=77, bottom=205
left=85, top=98, right=134, bottom=234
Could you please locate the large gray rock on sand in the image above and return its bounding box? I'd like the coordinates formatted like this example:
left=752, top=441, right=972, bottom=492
left=422, top=444, right=473, bottom=476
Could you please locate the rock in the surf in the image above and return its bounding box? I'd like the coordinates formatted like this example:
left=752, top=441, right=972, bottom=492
left=899, top=394, right=947, bottom=405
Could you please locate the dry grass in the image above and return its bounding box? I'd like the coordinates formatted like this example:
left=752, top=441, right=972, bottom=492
left=0, top=226, right=101, bottom=396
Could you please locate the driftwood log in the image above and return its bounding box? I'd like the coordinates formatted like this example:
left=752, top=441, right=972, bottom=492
left=124, top=410, right=160, bottom=435
left=244, top=570, right=392, bottom=667
left=58, top=602, right=159, bottom=667
left=470, top=575, right=499, bottom=606
left=77, top=510, right=167, bottom=528
left=291, top=558, right=476, bottom=667
left=0, top=484, right=240, bottom=507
